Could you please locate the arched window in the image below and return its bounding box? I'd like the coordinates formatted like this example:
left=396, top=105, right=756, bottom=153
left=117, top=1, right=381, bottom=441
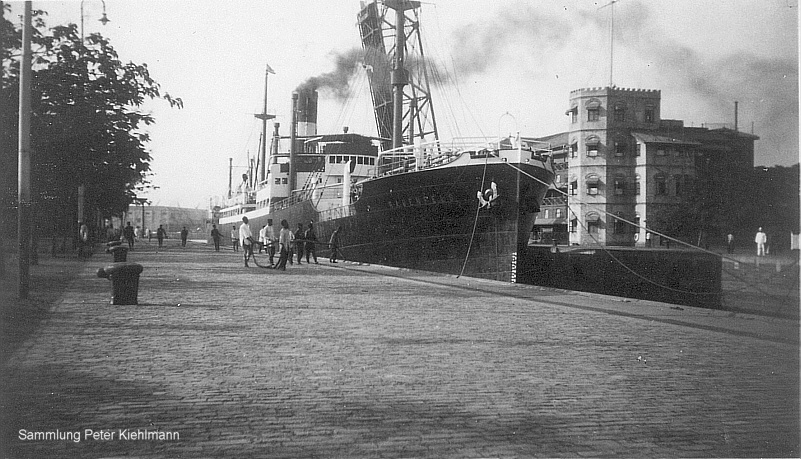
left=586, top=174, right=601, bottom=195
left=586, top=212, right=601, bottom=234
left=586, top=99, right=601, bottom=122
left=586, top=136, right=600, bottom=157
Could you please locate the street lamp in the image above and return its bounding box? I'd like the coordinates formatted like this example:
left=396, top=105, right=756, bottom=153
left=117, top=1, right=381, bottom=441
left=80, top=0, right=109, bottom=41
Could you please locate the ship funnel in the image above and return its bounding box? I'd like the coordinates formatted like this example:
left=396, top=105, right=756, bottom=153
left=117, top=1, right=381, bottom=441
left=296, top=88, right=318, bottom=136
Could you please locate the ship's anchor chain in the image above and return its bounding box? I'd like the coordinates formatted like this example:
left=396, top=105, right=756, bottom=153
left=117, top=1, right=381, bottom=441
left=476, top=181, right=499, bottom=209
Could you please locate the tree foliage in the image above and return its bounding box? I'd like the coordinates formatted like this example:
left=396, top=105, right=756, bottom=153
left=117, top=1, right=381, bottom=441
left=1, top=5, right=181, bottom=235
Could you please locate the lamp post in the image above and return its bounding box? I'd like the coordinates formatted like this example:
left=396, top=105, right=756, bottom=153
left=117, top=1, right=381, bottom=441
left=76, top=0, right=109, bottom=229
left=134, top=197, right=148, bottom=235
left=80, top=0, right=109, bottom=41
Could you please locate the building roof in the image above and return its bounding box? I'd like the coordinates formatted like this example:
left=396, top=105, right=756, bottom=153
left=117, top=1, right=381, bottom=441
left=631, top=132, right=702, bottom=146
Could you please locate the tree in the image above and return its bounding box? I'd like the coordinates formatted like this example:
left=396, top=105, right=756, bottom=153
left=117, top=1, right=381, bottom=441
left=1, top=6, right=181, bottom=238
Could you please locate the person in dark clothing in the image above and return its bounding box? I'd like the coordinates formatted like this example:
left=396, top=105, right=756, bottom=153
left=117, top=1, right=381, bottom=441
left=210, top=224, right=222, bottom=251
left=156, top=225, right=167, bottom=248
left=123, top=222, right=135, bottom=250
left=329, top=226, right=341, bottom=263
left=294, top=223, right=305, bottom=265
left=305, top=222, right=318, bottom=264
left=180, top=227, right=189, bottom=247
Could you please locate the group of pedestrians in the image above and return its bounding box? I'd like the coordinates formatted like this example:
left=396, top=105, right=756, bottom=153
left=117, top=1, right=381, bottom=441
left=227, top=216, right=341, bottom=269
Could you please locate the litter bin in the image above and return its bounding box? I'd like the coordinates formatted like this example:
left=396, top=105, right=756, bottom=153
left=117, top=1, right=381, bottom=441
left=97, top=262, right=144, bottom=305
left=107, top=245, right=128, bottom=262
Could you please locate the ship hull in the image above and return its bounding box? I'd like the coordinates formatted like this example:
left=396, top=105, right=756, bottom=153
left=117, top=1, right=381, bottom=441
left=222, top=160, right=552, bottom=282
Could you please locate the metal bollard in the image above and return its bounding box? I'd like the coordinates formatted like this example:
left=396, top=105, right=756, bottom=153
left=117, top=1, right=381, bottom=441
left=97, top=263, right=144, bottom=305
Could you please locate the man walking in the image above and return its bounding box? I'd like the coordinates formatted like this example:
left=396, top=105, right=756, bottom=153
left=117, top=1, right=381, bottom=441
left=156, top=225, right=166, bottom=248
left=210, top=224, right=222, bottom=252
left=305, top=222, right=318, bottom=264
left=329, top=226, right=341, bottom=263
left=754, top=227, right=767, bottom=257
left=123, top=222, right=135, bottom=250
left=294, top=223, right=305, bottom=265
left=275, top=219, right=292, bottom=271
left=239, top=217, right=254, bottom=267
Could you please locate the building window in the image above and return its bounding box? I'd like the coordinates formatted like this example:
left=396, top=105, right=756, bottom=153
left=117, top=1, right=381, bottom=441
left=614, top=105, right=625, bottom=122
left=275, top=178, right=281, bottom=185
left=570, top=143, right=578, bottom=158
left=586, top=213, right=601, bottom=234
left=614, top=177, right=625, bottom=195
left=635, top=174, right=641, bottom=195
left=570, top=179, right=578, bottom=196
left=613, top=214, right=626, bottom=234
left=556, top=208, right=564, bottom=219
left=555, top=174, right=561, bottom=184
left=674, top=175, right=684, bottom=196
left=282, top=177, right=288, bottom=185
left=645, top=108, right=654, bottom=123
left=571, top=110, right=577, bottom=124
left=543, top=209, right=550, bottom=219
left=655, top=174, right=667, bottom=195
left=586, top=175, right=600, bottom=195
left=614, top=142, right=626, bottom=156
left=587, top=108, right=600, bottom=122
left=570, top=218, right=578, bottom=233
left=656, top=148, right=666, bottom=156
left=587, top=143, right=599, bottom=157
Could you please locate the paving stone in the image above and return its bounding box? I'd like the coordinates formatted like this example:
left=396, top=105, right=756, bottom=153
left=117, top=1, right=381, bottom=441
left=1, top=242, right=798, bottom=458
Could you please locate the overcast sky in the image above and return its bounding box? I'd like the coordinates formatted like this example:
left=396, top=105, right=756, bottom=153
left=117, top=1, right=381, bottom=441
left=10, top=0, right=799, bottom=208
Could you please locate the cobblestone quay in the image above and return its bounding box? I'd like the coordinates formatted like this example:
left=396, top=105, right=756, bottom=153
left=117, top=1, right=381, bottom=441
left=1, top=241, right=798, bottom=457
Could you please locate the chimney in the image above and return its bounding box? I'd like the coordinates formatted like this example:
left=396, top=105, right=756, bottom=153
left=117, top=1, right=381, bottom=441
left=343, top=126, right=349, bottom=134
left=296, top=89, right=318, bottom=137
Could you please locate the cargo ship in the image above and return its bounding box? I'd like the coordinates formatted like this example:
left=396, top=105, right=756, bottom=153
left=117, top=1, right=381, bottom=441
left=218, top=0, right=554, bottom=282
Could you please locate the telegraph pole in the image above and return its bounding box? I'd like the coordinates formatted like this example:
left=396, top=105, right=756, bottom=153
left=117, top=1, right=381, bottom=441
left=18, top=1, right=32, bottom=298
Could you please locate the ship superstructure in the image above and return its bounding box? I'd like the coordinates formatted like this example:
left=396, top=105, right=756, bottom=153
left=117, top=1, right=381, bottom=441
left=218, top=0, right=554, bottom=282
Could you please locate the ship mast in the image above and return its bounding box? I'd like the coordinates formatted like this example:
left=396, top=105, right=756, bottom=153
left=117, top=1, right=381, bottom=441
left=255, top=63, right=276, bottom=184
left=358, top=0, right=438, bottom=150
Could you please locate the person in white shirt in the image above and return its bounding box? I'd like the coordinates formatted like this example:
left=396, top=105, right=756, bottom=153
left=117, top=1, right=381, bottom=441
left=239, top=216, right=254, bottom=267
left=265, top=219, right=277, bottom=266
left=259, top=225, right=268, bottom=254
left=754, top=227, right=767, bottom=257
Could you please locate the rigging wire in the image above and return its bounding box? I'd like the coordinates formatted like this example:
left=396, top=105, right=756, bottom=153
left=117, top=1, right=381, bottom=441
left=458, top=152, right=490, bottom=278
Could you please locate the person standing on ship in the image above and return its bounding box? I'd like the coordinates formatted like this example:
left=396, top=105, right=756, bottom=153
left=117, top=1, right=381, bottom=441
left=329, top=227, right=341, bottom=263
left=294, top=223, right=305, bottom=265
left=239, top=216, right=254, bottom=267
left=275, top=219, right=292, bottom=271
left=305, top=222, right=318, bottom=264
